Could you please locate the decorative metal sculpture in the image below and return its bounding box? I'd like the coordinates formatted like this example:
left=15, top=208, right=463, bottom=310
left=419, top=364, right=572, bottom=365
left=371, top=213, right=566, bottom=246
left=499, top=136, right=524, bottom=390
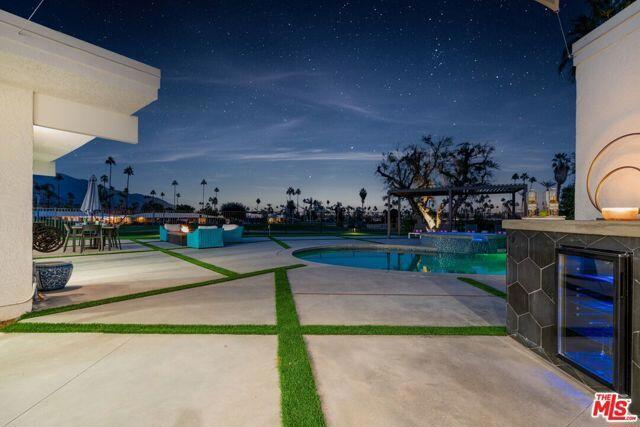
left=32, top=223, right=65, bottom=253
left=586, top=133, right=640, bottom=212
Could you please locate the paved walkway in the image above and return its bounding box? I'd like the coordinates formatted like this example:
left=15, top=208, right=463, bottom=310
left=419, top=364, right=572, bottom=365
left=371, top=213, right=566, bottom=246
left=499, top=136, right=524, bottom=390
left=2, top=236, right=606, bottom=426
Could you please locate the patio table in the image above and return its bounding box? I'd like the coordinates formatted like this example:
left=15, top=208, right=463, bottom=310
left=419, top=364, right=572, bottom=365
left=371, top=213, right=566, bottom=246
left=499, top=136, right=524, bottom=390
left=70, top=225, right=109, bottom=252
left=69, top=226, right=82, bottom=252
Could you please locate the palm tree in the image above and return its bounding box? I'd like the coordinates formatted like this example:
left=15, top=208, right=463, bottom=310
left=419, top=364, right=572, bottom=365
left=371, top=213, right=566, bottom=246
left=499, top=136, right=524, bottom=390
left=42, top=184, right=54, bottom=207
left=171, top=180, right=179, bottom=207
left=256, top=198, right=261, bottom=211
left=105, top=156, right=116, bottom=209
left=160, top=192, right=165, bottom=202
left=105, top=157, right=116, bottom=185
left=214, top=187, right=220, bottom=203
left=123, top=166, right=134, bottom=209
left=176, top=192, right=181, bottom=206
left=295, top=188, right=301, bottom=214
left=150, top=189, right=156, bottom=200
left=54, top=173, right=64, bottom=207
left=286, top=187, right=294, bottom=201
left=359, top=188, right=367, bottom=210
left=211, top=196, right=218, bottom=211
left=200, top=179, right=208, bottom=209
left=99, top=174, right=109, bottom=202
left=540, top=180, right=555, bottom=191
left=511, top=173, right=519, bottom=184
left=553, top=153, right=573, bottom=202
left=517, top=173, right=531, bottom=214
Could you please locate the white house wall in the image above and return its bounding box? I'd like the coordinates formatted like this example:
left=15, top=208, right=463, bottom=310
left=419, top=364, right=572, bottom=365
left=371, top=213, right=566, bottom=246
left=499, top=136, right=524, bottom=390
left=573, top=1, right=640, bottom=219
left=0, top=82, right=34, bottom=319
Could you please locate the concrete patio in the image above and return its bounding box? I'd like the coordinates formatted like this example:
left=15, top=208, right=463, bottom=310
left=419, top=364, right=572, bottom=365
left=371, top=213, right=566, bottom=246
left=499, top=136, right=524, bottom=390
left=33, top=250, right=223, bottom=310
left=0, top=334, right=279, bottom=427
left=2, top=236, right=607, bottom=426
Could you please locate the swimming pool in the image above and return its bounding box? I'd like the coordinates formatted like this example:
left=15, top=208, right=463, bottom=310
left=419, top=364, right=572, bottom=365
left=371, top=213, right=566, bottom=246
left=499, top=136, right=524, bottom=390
left=295, top=247, right=506, bottom=275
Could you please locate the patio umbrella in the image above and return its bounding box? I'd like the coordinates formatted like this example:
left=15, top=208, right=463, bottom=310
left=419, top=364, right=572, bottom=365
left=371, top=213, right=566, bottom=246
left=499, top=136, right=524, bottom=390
left=80, top=175, right=102, bottom=216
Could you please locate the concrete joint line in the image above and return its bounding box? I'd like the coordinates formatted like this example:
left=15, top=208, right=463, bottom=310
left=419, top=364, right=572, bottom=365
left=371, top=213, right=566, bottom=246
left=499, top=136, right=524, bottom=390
left=3, top=336, right=133, bottom=426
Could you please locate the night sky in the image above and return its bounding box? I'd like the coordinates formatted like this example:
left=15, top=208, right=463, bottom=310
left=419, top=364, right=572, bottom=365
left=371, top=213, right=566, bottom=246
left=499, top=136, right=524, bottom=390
left=3, top=0, right=585, bottom=208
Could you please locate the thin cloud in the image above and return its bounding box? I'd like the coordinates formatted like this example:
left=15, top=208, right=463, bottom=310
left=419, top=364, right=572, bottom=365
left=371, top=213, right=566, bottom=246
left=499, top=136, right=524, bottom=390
left=230, top=150, right=382, bottom=162
left=167, top=69, right=320, bottom=87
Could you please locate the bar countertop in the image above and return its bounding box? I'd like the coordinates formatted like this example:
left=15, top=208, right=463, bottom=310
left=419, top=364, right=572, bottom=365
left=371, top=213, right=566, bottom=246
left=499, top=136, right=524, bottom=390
left=502, top=219, right=640, bottom=237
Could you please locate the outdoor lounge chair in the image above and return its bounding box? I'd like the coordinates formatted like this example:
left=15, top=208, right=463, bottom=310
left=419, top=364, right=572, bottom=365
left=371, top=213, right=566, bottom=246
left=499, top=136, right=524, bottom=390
left=160, top=224, right=181, bottom=241
left=221, top=224, right=244, bottom=243
left=186, top=226, right=224, bottom=249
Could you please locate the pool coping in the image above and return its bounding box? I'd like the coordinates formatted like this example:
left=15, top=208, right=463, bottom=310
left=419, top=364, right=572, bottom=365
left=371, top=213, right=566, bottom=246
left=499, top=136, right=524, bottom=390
left=291, top=243, right=507, bottom=257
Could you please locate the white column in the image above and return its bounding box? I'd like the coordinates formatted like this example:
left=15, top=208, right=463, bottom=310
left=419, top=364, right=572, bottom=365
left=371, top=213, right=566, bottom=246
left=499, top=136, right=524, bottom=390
left=0, top=83, right=33, bottom=320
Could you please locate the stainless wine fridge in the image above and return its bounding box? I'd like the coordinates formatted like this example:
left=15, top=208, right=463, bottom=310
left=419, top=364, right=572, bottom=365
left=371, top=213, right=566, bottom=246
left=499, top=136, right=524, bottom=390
left=557, top=246, right=632, bottom=392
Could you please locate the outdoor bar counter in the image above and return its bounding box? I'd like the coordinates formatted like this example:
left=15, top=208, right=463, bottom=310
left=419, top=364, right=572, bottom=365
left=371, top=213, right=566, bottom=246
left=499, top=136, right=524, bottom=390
left=502, top=219, right=640, bottom=409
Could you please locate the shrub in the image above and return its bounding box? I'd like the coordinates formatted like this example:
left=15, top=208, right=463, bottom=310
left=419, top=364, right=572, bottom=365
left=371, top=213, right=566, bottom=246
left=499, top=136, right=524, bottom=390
left=221, top=202, right=247, bottom=222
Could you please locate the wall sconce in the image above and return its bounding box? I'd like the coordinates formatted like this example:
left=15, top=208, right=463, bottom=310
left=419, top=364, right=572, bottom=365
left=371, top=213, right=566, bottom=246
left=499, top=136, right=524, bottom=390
left=587, top=133, right=640, bottom=221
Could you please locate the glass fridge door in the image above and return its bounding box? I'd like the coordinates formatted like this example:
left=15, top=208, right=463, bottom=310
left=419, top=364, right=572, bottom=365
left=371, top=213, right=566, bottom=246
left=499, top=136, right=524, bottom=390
left=558, top=253, right=616, bottom=386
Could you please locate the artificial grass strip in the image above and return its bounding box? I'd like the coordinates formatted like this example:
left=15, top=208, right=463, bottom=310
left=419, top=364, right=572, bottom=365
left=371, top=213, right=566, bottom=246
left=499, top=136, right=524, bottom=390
left=301, top=325, right=507, bottom=336
left=161, top=249, right=238, bottom=277
left=119, top=233, right=160, bottom=240
left=19, top=264, right=306, bottom=320
left=131, top=239, right=238, bottom=277
left=269, top=236, right=291, bottom=249
left=340, top=235, right=381, bottom=244
left=3, top=322, right=276, bottom=335
left=457, top=277, right=507, bottom=299
left=275, top=269, right=326, bottom=427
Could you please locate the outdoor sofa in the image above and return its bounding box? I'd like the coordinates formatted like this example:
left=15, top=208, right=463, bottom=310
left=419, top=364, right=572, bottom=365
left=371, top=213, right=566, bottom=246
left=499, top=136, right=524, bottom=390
left=221, top=224, right=244, bottom=243
left=158, top=224, right=244, bottom=248
left=186, top=226, right=224, bottom=249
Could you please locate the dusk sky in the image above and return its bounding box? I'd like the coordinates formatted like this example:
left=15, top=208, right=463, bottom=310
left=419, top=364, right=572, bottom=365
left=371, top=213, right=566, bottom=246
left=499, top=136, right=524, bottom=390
left=4, top=0, right=584, bottom=208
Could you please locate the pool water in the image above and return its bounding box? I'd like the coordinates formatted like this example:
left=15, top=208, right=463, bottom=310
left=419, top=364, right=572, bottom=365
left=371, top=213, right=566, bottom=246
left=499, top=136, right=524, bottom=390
left=295, top=248, right=506, bottom=275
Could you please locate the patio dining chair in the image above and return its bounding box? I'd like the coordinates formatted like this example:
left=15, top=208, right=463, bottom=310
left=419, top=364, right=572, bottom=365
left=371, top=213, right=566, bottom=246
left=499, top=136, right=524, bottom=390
left=113, top=224, right=122, bottom=250
left=62, top=223, right=73, bottom=252
left=102, top=225, right=122, bottom=251
left=80, top=224, right=103, bottom=253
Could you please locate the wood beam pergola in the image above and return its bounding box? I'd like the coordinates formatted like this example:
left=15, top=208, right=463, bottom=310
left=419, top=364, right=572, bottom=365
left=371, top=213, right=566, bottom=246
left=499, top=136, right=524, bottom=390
left=386, top=183, right=526, bottom=235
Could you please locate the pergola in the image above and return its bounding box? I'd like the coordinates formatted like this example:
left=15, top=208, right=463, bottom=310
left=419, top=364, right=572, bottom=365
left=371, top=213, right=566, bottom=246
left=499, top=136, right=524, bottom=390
left=386, top=184, right=526, bottom=236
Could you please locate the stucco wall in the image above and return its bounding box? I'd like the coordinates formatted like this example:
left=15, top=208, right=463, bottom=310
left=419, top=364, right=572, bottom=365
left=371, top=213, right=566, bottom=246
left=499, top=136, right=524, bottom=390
left=0, top=82, right=33, bottom=320
left=574, top=2, right=640, bottom=219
